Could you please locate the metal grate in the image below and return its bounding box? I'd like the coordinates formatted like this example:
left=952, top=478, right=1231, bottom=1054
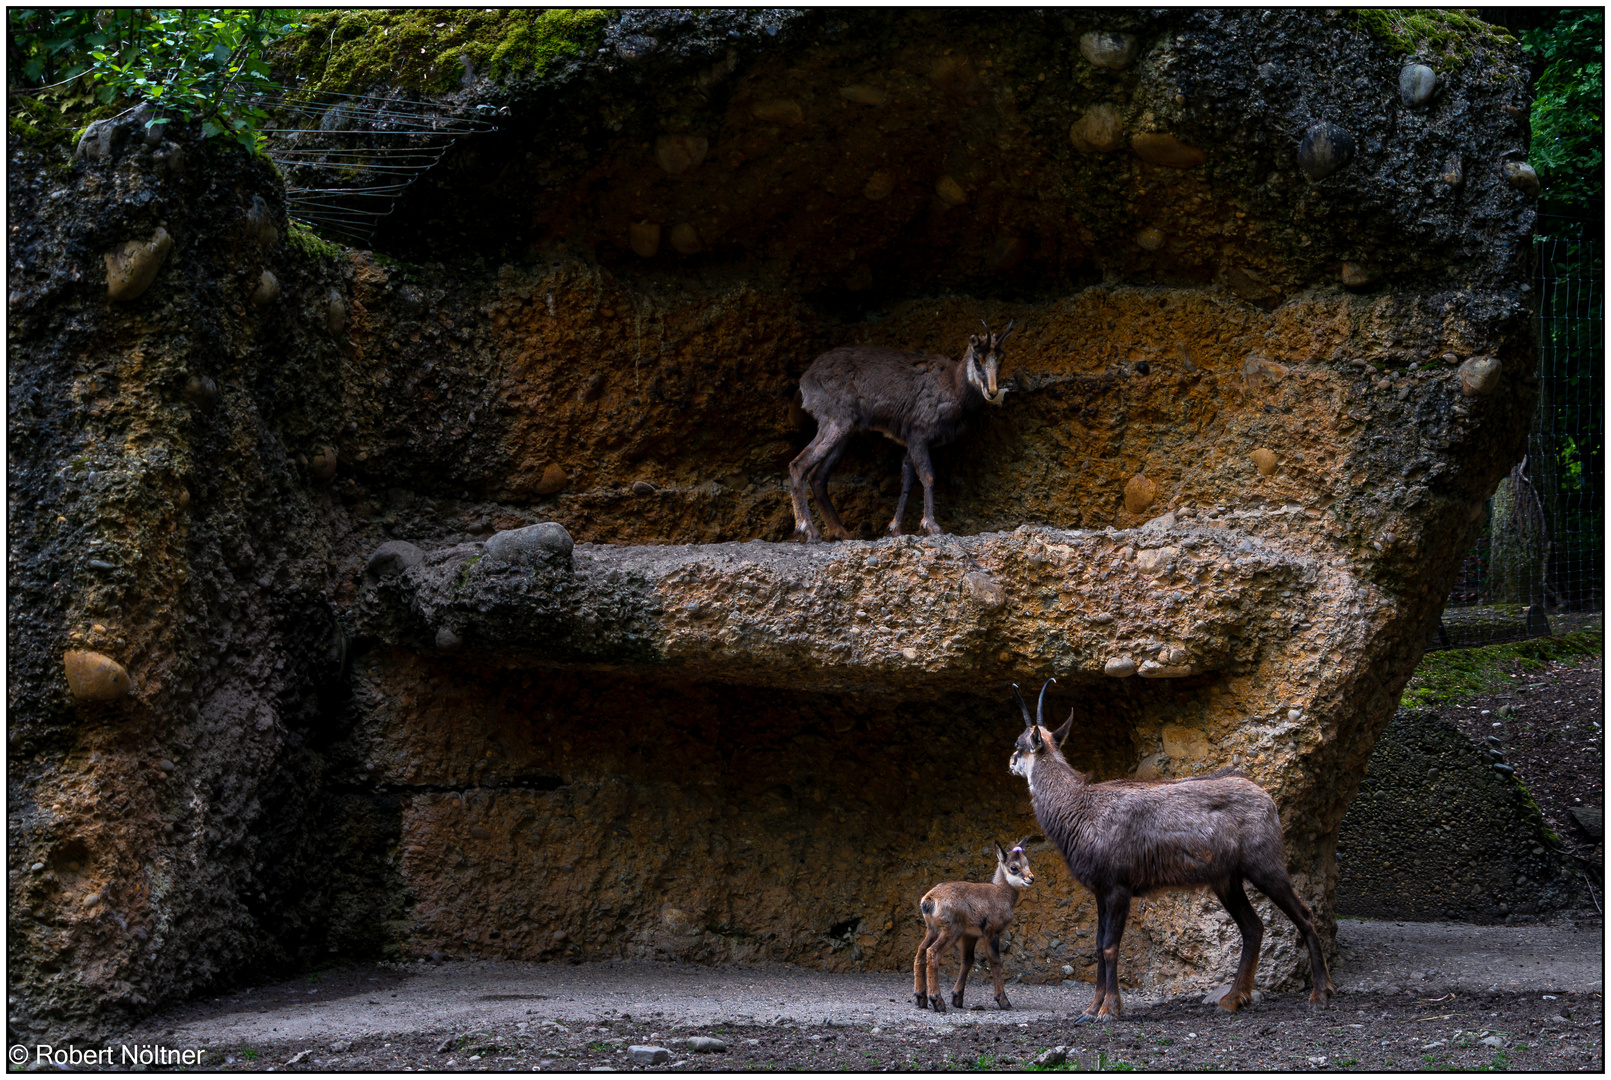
left=256, top=88, right=497, bottom=247
left=1433, top=215, right=1604, bottom=649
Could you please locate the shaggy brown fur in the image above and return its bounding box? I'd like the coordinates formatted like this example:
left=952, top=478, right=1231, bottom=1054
left=788, top=322, right=1013, bottom=541
left=1008, top=682, right=1334, bottom=1024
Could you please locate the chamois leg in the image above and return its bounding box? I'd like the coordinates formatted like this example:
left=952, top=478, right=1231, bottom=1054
left=1092, top=887, right=1132, bottom=1022
left=1213, top=874, right=1264, bottom=1012
left=924, top=926, right=959, bottom=1014
left=787, top=422, right=849, bottom=543
left=1076, top=894, right=1109, bottom=1025
left=951, top=934, right=979, bottom=1008
left=809, top=436, right=854, bottom=541
left=888, top=457, right=917, bottom=536
left=1249, top=869, right=1335, bottom=1009
left=907, top=441, right=943, bottom=536
left=913, top=923, right=940, bottom=1009
left=987, top=935, right=1012, bottom=1009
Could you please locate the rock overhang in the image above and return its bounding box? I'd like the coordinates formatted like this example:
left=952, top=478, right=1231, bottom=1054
left=356, top=520, right=1365, bottom=698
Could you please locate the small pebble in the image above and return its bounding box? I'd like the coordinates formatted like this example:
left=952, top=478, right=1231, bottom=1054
left=1340, top=263, right=1374, bottom=288
left=105, top=227, right=173, bottom=302
left=534, top=463, right=569, bottom=495
left=654, top=134, right=707, bottom=175
left=1104, top=657, right=1137, bottom=678
left=839, top=84, right=888, bottom=106
left=1250, top=448, right=1278, bottom=476
left=1457, top=356, right=1501, bottom=397
left=1079, top=31, right=1139, bottom=69
left=1501, top=160, right=1540, bottom=197
left=934, top=175, right=967, bottom=207
left=1069, top=103, right=1123, bottom=153
left=1123, top=472, right=1157, bottom=513
left=631, top=479, right=659, bottom=496
left=1297, top=122, right=1354, bottom=181
left=669, top=222, right=702, bottom=254
left=484, top=522, right=575, bottom=563
left=308, top=445, right=337, bottom=482
left=325, top=289, right=347, bottom=335
left=629, top=221, right=661, bottom=257
left=1440, top=151, right=1463, bottom=188
left=63, top=650, right=130, bottom=701
left=751, top=99, right=804, bottom=125
left=1135, top=227, right=1164, bottom=251
left=251, top=269, right=280, bottom=309
left=365, top=540, right=423, bottom=578
left=183, top=374, right=219, bottom=410
left=1399, top=63, right=1436, bottom=107
left=686, top=1036, right=728, bottom=1053
left=863, top=171, right=896, bottom=200
left=1130, top=132, right=1204, bottom=168
left=627, top=1045, right=670, bottom=1065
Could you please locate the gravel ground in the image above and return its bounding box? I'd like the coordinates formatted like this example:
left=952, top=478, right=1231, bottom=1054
left=112, top=914, right=1602, bottom=1072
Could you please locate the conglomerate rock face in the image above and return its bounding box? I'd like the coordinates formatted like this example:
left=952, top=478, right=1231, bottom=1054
left=8, top=8, right=1535, bottom=1039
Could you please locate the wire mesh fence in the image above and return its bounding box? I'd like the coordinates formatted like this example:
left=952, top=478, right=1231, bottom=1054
left=255, top=89, right=497, bottom=247
left=1433, top=214, right=1604, bottom=649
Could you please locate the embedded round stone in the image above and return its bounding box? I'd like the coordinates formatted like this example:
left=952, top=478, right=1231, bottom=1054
left=534, top=464, right=569, bottom=496
left=839, top=84, right=888, bottom=107
left=1130, top=133, right=1204, bottom=169
left=864, top=171, right=896, bottom=200
left=1297, top=122, right=1354, bottom=181
left=1069, top=103, right=1123, bottom=153
left=435, top=626, right=463, bottom=652
left=251, top=270, right=280, bottom=309
left=963, top=571, right=1006, bottom=612
left=1135, top=227, right=1164, bottom=251
left=669, top=222, right=702, bottom=254
left=484, top=522, right=575, bottom=563
left=1104, top=657, right=1137, bottom=678
left=1250, top=448, right=1278, bottom=476
left=365, top=540, right=424, bottom=578
left=1399, top=63, right=1436, bottom=107
left=183, top=374, right=219, bottom=411
left=654, top=134, right=707, bottom=175
left=308, top=445, right=337, bottom=482
left=1440, top=151, right=1464, bottom=188
left=326, top=290, right=348, bottom=335
left=1501, top=160, right=1540, bottom=197
left=63, top=650, right=130, bottom=701
left=751, top=99, right=804, bottom=125
left=1340, top=263, right=1374, bottom=288
left=1123, top=473, right=1157, bottom=514
left=1458, top=356, right=1502, bottom=397
left=629, top=221, right=661, bottom=257
left=105, top=227, right=173, bottom=302
left=935, top=175, right=967, bottom=207
left=1079, top=31, right=1139, bottom=70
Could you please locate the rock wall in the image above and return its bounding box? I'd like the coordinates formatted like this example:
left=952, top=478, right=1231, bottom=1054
left=8, top=8, right=1538, bottom=1040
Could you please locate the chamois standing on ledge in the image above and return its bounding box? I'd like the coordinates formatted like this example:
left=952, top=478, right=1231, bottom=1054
left=788, top=321, right=1014, bottom=542
left=1008, top=681, right=1334, bottom=1024
left=913, top=837, right=1035, bottom=1013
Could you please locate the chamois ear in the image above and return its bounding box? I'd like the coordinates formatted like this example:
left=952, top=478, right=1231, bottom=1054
left=1030, top=726, right=1045, bottom=753
left=1015, top=835, right=1034, bottom=852
left=994, top=840, right=1009, bottom=862
left=1051, top=709, right=1074, bottom=748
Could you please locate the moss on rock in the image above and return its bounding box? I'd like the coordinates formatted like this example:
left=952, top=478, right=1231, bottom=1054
left=1349, top=9, right=1516, bottom=72
left=273, top=8, right=613, bottom=95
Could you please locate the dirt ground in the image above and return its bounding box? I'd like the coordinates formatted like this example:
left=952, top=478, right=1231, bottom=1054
left=106, top=913, right=1602, bottom=1072
left=1442, top=652, right=1605, bottom=880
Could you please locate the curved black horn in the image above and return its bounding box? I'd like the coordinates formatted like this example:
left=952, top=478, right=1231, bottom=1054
left=1036, top=677, right=1056, bottom=727
left=1011, top=683, right=1033, bottom=728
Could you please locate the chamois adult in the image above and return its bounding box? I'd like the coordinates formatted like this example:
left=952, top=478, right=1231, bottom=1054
left=1007, top=681, right=1334, bottom=1024
left=788, top=320, right=1014, bottom=542
left=913, top=837, right=1035, bottom=1013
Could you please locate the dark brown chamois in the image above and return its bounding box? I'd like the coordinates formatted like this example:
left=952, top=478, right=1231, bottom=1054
left=787, top=321, right=1014, bottom=542
left=913, top=838, right=1035, bottom=1013
left=1007, top=681, right=1334, bottom=1024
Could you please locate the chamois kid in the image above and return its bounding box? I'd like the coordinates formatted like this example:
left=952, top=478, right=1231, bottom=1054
left=788, top=320, right=1014, bottom=542
left=913, top=837, right=1034, bottom=1013
left=1008, top=681, right=1334, bottom=1024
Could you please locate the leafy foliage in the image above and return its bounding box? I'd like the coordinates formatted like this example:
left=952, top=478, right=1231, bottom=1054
left=7, top=8, right=304, bottom=152
left=1522, top=9, right=1603, bottom=213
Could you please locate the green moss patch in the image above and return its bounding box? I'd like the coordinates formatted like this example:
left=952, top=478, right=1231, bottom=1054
left=1350, top=9, right=1517, bottom=72
left=1400, top=629, right=1602, bottom=709
left=272, top=9, right=613, bottom=96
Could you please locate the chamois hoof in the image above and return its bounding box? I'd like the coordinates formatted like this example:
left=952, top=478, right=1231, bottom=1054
left=950, top=991, right=965, bottom=1008
left=1072, top=1012, right=1100, bottom=1027
left=914, top=993, right=929, bottom=1010
left=1217, top=990, right=1251, bottom=1013
left=995, top=993, right=1012, bottom=1010
left=921, top=520, right=944, bottom=537
left=1308, top=988, right=1335, bottom=1010
left=930, top=994, right=947, bottom=1015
